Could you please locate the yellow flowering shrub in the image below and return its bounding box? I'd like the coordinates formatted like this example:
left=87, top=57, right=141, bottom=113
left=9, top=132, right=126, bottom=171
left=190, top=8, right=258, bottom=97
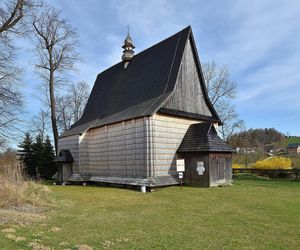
left=253, top=157, right=292, bottom=170
left=232, top=164, right=245, bottom=169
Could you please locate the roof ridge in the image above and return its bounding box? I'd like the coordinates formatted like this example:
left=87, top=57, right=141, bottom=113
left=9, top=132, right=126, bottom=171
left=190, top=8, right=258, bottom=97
left=94, top=26, right=191, bottom=79
left=142, top=30, right=184, bottom=115
left=134, top=26, right=191, bottom=58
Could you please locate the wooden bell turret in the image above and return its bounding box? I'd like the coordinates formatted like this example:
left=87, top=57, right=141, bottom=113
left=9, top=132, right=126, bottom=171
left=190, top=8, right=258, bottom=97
left=122, top=27, right=135, bottom=68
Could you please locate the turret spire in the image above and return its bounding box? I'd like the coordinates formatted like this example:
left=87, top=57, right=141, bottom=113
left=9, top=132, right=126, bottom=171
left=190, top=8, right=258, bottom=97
left=122, top=26, right=135, bottom=68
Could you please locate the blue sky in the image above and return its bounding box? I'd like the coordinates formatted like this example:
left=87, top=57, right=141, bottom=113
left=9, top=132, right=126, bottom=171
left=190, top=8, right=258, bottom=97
left=18, top=0, right=300, bottom=136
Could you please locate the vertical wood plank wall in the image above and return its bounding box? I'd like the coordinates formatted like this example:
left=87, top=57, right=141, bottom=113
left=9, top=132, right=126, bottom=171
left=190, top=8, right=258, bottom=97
left=178, top=152, right=210, bottom=187
left=58, top=114, right=209, bottom=182
left=150, top=114, right=200, bottom=177
left=78, top=132, right=89, bottom=175
left=209, top=153, right=232, bottom=186
left=59, top=117, right=150, bottom=178
left=162, top=38, right=212, bottom=116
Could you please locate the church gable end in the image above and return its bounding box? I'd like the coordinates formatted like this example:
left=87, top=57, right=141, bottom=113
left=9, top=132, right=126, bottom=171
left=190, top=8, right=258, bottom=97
left=162, top=37, right=212, bottom=117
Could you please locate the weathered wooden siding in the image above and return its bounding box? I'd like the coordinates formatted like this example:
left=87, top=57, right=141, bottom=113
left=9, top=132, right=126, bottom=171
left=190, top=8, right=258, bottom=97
left=57, top=163, right=72, bottom=182
left=57, top=115, right=232, bottom=187
left=178, top=152, right=210, bottom=187
left=79, top=117, right=148, bottom=178
left=162, top=38, right=212, bottom=116
left=209, top=153, right=232, bottom=186
left=150, top=114, right=200, bottom=177
left=177, top=152, right=232, bottom=187
left=58, top=134, right=80, bottom=174
left=76, top=132, right=91, bottom=178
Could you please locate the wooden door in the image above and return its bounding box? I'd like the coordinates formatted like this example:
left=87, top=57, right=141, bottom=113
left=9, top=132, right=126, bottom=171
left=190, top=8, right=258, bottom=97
left=179, top=152, right=209, bottom=187
left=217, top=158, right=225, bottom=181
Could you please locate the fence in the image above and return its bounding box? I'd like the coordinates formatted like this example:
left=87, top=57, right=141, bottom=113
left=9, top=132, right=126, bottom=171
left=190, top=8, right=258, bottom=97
left=232, top=168, right=300, bottom=179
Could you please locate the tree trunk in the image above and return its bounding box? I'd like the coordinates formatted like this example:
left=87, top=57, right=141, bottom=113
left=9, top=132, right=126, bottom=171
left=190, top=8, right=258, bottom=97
left=49, top=69, right=58, bottom=155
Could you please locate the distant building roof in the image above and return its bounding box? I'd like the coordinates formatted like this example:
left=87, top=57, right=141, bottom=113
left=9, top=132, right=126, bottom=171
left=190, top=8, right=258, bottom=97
left=60, top=26, right=220, bottom=137
left=287, top=143, right=300, bottom=149
left=178, top=122, right=234, bottom=153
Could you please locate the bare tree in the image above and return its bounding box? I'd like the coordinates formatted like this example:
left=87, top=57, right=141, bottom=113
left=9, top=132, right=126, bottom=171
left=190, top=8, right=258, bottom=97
left=0, top=0, right=40, bottom=35
left=69, top=81, right=89, bottom=122
left=202, top=61, right=245, bottom=140
left=216, top=99, right=244, bottom=140
left=32, top=7, right=79, bottom=154
left=0, top=36, right=22, bottom=147
left=0, top=0, right=41, bottom=148
left=30, top=109, right=50, bottom=141
left=56, top=81, right=90, bottom=132
left=56, top=95, right=71, bottom=132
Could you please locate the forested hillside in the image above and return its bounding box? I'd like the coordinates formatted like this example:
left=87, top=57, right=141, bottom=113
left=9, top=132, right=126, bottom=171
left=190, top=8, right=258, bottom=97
left=228, top=128, right=285, bottom=149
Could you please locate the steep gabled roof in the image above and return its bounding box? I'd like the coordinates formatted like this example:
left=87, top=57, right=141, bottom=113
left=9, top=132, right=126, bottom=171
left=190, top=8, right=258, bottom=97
left=178, top=122, right=234, bottom=153
left=61, top=26, right=220, bottom=137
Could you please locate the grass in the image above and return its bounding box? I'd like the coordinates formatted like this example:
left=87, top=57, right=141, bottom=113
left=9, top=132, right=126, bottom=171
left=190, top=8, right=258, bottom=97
left=0, top=161, right=54, bottom=210
left=0, top=178, right=299, bottom=249
left=0, top=157, right=55, bottom=249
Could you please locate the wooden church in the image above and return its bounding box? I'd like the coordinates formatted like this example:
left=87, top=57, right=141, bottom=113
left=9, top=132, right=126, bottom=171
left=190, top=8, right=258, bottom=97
left=56, top=26, right=234, bottom=188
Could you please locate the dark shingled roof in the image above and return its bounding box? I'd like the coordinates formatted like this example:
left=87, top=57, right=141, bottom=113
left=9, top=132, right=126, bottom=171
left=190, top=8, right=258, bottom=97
left=287, top=143, right=300, bottom=148
left=178, top=122, right=234, bottom=153
left=61, top=26, right=220, bottom=137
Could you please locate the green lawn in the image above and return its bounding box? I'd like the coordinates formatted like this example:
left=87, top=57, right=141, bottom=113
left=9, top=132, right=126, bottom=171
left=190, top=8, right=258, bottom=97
left=0, top=178, right=299, bottom=249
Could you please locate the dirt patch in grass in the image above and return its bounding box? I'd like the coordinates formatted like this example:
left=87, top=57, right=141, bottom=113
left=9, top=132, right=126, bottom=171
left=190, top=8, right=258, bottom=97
left=77, top=244, right=93, bottom=250
left=28, top=241, right=51, bottom=250
left=4, top=233, right=26, bottom=242
left=0, top=208, right=47, bottom=226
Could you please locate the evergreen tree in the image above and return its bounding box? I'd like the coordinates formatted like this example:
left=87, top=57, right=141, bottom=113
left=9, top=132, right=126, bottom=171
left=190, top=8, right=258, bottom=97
left=18, top=132, right=35, bottom=177
left=19, top=132, right=56, bottom=179
left=40, top=135, right=56, bottom=179
left=32, top=134, right=44, bottom=179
